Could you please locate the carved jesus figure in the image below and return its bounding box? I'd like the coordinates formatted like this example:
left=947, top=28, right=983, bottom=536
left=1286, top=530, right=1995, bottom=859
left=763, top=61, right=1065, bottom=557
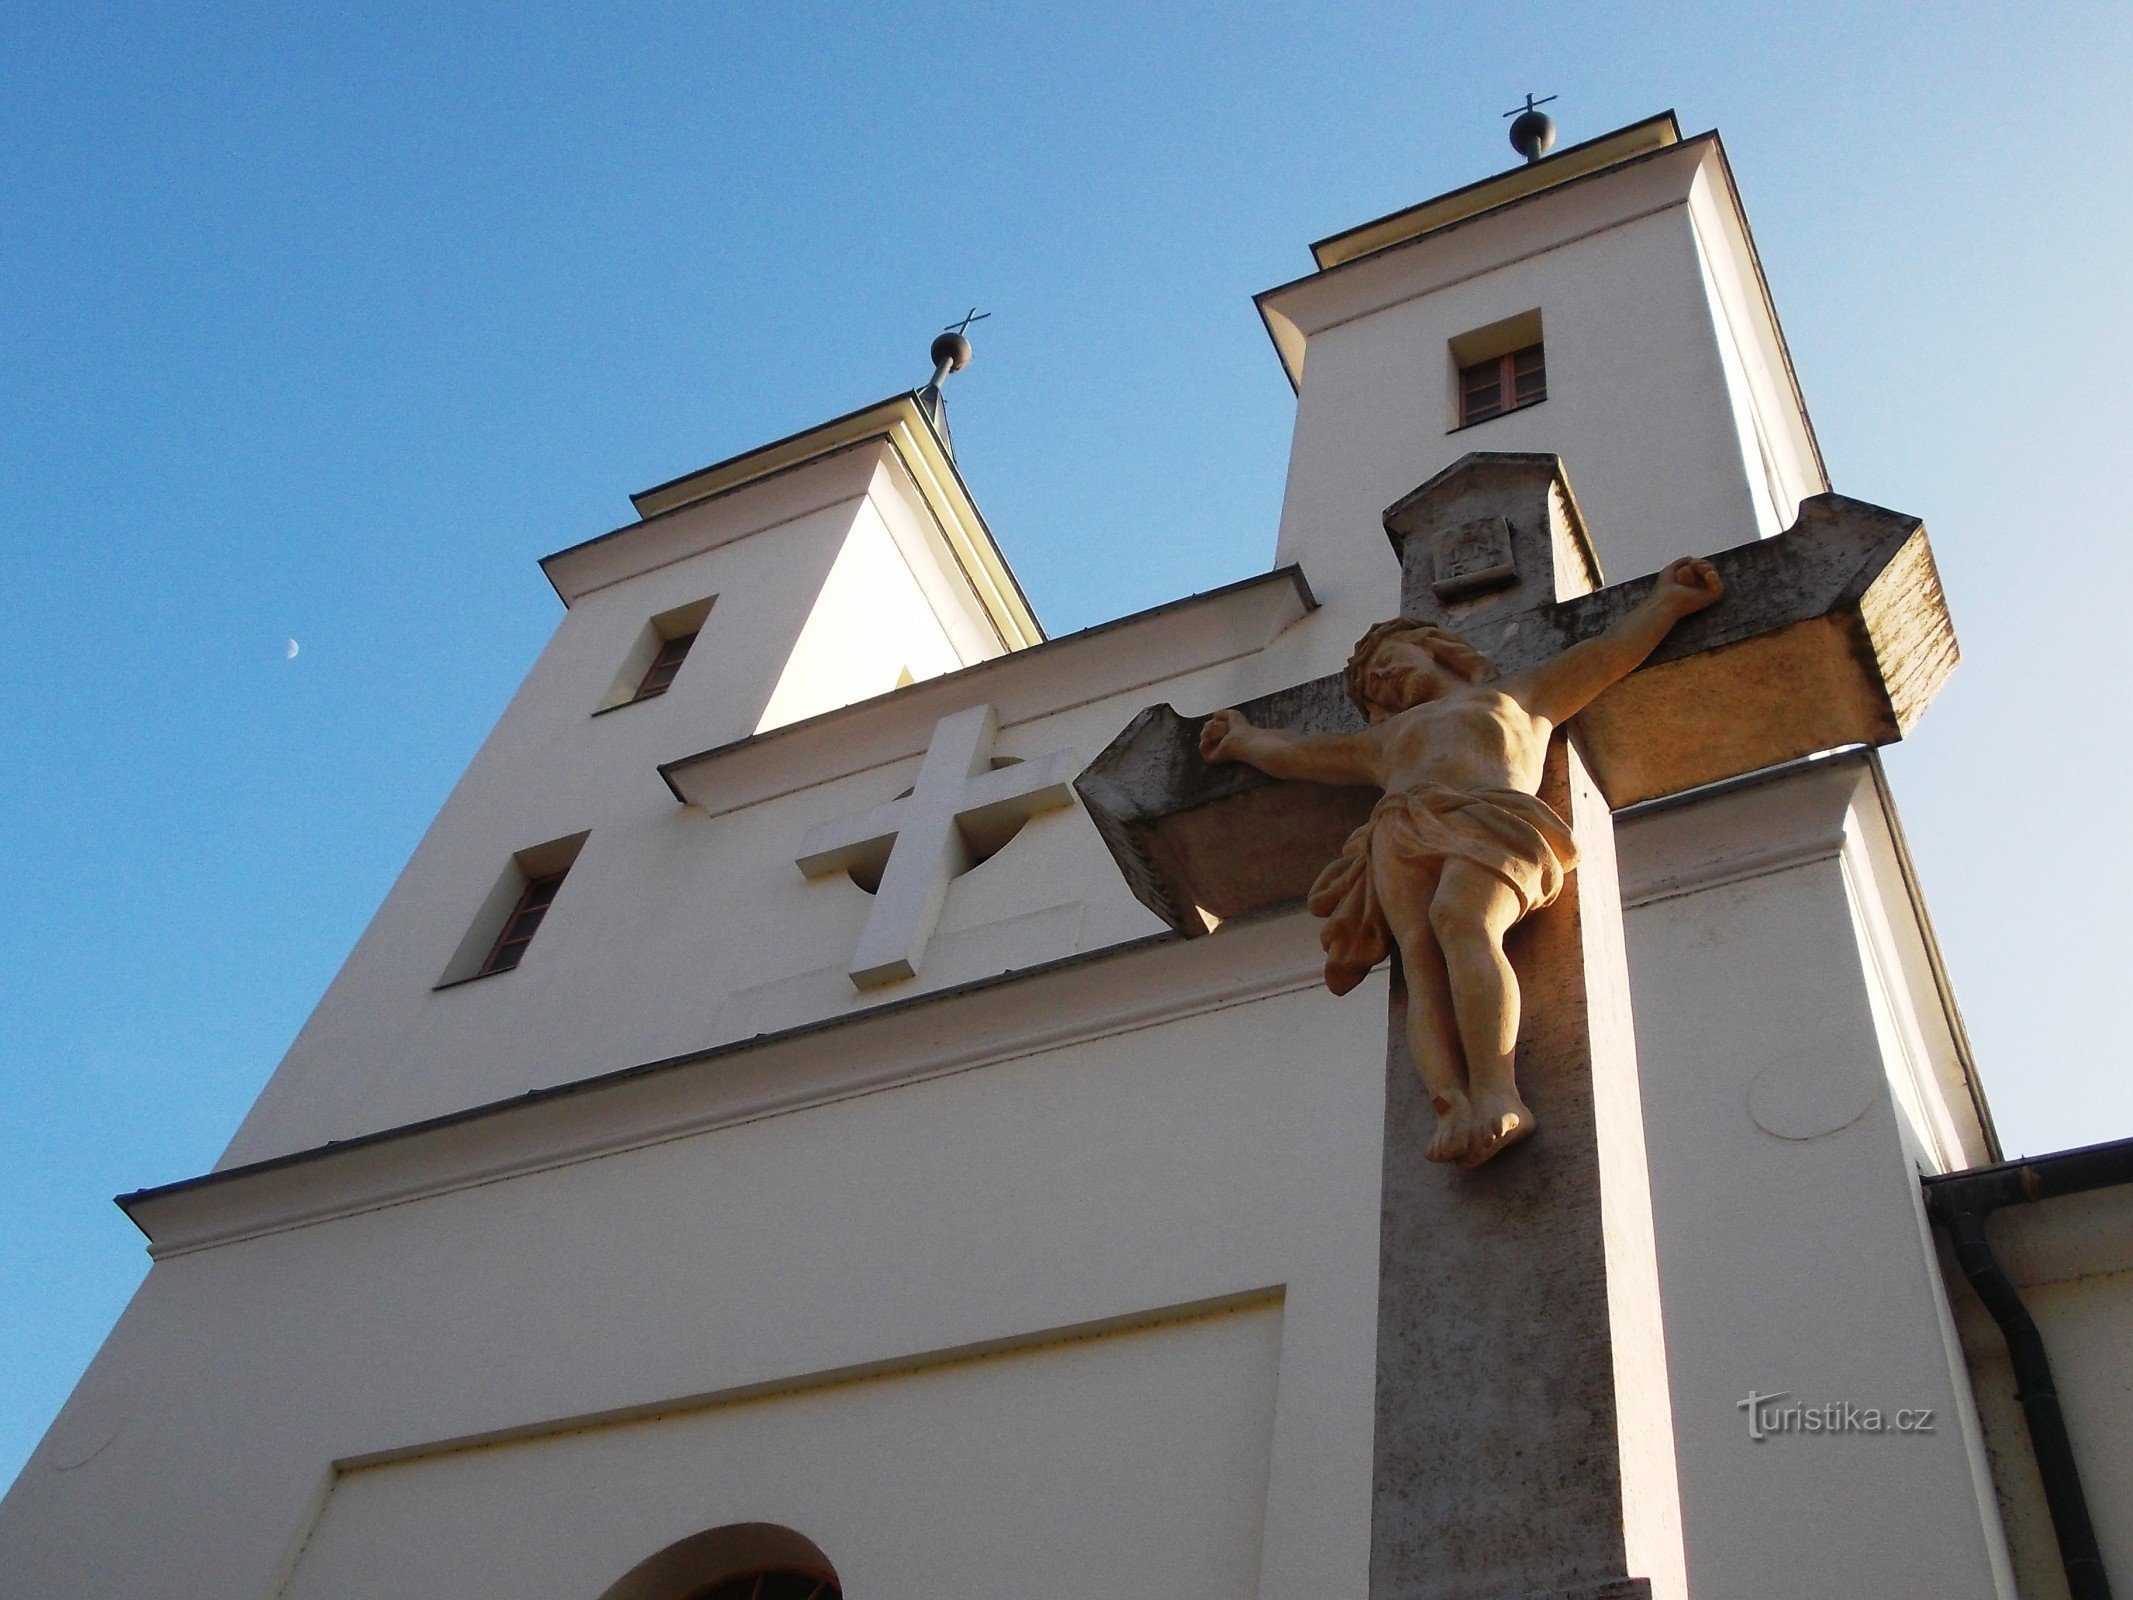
left=1200, top=557, right=1724, bottom=1168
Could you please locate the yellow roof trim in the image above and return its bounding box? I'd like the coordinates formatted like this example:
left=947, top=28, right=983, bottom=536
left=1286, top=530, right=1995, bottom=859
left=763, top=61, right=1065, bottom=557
left=1310, top=112, right=1681, bottom=271
left=625, top=395, right=1044, bottom=651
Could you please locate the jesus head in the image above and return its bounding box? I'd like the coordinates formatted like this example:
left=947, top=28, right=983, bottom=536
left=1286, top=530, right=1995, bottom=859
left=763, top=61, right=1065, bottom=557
left=1343, top=619, right=1498, bottom=721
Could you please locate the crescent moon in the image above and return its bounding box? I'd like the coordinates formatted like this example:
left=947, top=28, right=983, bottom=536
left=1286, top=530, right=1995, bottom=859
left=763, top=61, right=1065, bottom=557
left=285, top=638, right=300, bottom=660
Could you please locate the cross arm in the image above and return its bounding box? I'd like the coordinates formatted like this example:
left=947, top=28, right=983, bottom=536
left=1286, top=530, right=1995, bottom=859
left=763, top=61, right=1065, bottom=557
left=1503, top=557, right=1723, bottom=725
left=955, top=749, right=1079, bottom=857
left=797, top=796, right=909, bottom=879
left=1074, top=677, right=1377, bottom=933
left=1077, top=491, right=1957, bottom=935
left=1532, top=493, right=1954, bottom=805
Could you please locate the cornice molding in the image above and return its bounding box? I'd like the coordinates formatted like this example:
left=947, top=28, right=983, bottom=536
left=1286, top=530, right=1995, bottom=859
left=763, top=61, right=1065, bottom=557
left=1619, top=830, right=1850, bottom=910
left=661, top=567, right=1315, bottom=817
left=122, top=911, right=1331, bottom=1260
left=1309, top=112, right=1681, bottom=270
left=542, top=396, right=1043, bottom=650
left=1615, top=751, right=1865, bottom=909
left=1256, top=137, right=1713, bottom=390
left=340, top=1284, right=1288, bottom=1474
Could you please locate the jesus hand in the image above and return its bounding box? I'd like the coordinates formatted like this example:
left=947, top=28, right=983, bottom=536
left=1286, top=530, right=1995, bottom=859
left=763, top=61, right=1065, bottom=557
left=1199, top=708, right=1256, bottom=764
left=1653, top=556, right=1724, bottom=615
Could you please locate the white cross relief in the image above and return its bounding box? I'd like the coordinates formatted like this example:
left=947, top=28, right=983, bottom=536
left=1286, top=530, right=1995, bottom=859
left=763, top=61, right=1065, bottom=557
left=796, top=703, right=1078, bottom=990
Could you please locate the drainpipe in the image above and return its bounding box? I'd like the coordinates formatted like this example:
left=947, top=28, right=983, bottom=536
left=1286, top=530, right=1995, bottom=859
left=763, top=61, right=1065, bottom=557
left=1923, top=1136, right=2133, bottom=1600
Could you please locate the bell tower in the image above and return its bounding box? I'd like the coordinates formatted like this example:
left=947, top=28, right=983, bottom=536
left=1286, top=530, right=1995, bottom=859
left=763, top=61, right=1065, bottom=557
left=221, top=363, right=1042, bottom=1168
left=1257, top=112, right=1826, bottom=628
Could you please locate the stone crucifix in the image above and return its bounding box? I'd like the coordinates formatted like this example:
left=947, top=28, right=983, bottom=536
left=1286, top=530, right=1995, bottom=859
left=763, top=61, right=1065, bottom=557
left=1076, top=451, right=1957, bottom=1115
left=1198, top=556, right=1721, bottom=1168
left=1074, top=450, right=1956, bottom=1600
left=799, top=702, right=1077, bottom=989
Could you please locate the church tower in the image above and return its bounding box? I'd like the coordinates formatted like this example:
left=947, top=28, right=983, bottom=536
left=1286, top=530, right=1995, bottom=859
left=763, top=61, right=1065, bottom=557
left=4, top=112, right=2061, bottom=1600
left=219, top=388, right=1045, bottom=1162
left=1259, top=114, right=1820, bottom=624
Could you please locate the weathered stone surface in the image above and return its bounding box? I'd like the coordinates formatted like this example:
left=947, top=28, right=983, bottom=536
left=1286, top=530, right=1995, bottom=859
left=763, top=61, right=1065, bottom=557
left=1075, top=465, right=1955, bottom=936
left=1515, top=492, right=1954, bottom=807
left=1368, top=741, right=1675, bottom=1600
left=1074, top=676, right=1372, bottom=932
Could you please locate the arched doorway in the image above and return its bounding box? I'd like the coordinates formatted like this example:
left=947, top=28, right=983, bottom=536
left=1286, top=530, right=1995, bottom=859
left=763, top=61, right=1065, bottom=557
left=597, top=1523, right=840, bottom=1600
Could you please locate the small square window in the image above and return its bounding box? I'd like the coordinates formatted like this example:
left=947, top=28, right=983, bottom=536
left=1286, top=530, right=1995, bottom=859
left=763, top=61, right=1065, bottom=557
left=1457, top=342, right=1546, bottom=427
left=1447, top=309, right=1546, bottom=432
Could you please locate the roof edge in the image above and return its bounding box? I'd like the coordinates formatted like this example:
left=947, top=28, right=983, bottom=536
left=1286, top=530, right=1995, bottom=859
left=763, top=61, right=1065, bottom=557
left=1255, top=123, right=1707, bottom=393
left=659, top=563, right=1317, bottom=799
left=1310, top=111, right=1682, bottom=271
left=540, top=393, right=1044, bottom=648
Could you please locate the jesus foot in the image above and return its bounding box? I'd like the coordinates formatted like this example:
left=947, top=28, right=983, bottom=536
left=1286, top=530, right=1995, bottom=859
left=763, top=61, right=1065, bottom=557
left=1425, top=1098, right=1478, bottom=1164
left=1459, top=1094, right=1536, bottom=1169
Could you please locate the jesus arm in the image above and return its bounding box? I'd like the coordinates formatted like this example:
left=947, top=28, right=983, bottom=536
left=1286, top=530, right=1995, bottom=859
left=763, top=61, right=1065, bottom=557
left=1199, top=709, right=1382, bottom=788
left=1505, top=556, right=1724, bottom=725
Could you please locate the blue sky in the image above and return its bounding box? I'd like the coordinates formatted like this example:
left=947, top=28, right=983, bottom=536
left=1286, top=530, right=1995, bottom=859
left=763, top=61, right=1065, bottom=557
left=4, top=1, right=2130, bottom=1488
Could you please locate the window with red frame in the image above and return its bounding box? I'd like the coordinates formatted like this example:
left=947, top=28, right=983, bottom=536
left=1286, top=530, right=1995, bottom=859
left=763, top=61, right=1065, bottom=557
left=1458, top=342, right=1546, bottom=426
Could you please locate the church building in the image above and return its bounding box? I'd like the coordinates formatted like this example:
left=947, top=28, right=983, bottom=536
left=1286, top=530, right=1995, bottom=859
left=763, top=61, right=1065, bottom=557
left=5, top=110, right=2128, bottom=1600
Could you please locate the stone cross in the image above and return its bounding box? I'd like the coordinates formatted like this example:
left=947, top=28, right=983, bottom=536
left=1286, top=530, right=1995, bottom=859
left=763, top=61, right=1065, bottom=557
left=799, top=702, right=1077, bottom=990
left=1074, top=451, right=1957, bottom=1600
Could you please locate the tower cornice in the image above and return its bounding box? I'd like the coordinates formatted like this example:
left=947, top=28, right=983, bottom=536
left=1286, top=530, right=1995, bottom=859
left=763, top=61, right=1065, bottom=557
left=1254, top=122, right=1827, bottom=505
left=541, top=392, right=1044, bottom=650
left=1308, top=110, right=1681, bottom=272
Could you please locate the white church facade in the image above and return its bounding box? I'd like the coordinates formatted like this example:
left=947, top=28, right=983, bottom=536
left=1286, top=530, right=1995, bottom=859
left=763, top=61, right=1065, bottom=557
left=5, top=112, right=2128, bottom=1600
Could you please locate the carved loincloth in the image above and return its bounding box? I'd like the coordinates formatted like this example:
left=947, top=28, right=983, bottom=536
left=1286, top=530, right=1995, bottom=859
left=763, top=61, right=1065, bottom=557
left=1306, top=783, right=1578, bottom=995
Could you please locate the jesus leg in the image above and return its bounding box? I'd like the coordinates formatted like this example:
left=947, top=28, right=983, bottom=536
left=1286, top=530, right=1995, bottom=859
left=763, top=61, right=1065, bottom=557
left=1429, top=860, right=1535, bottom=1168
left=1372, top=852, right=1474, bottom=1162
left=1397, top=922, right=1479, bottom=1163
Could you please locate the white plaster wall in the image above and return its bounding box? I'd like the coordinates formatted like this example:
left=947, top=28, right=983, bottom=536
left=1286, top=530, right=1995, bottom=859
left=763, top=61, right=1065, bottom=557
left=1274, top=204, right=1787, bottom=625
left=220, top=468, right=860, bottom=1168
left=2022, top=1276, right=2133, bottom=1590
left=216, top=525, right=1349, bottom=1166
left=1618, top=760, right=2012, bottom=1598
left=282, top=1301, right=1285, bottom=1600
left=1683, top=165, right=1818, bottom=541
left=220, top=444, right=1135, bottom=1169
left=868, top=453, right=1012, bottom=666
left=1992, top=1267, right=2133, bottom=1599
left=0, top=960, right=1389, bottom=1600
left=753, top=492, right=970, bottom=733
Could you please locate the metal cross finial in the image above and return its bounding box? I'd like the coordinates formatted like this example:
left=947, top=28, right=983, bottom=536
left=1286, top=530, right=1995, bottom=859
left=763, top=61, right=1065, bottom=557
left=1503, top=94, right=1559, bottom=164
left=921, top=310, right=990, bottom=457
